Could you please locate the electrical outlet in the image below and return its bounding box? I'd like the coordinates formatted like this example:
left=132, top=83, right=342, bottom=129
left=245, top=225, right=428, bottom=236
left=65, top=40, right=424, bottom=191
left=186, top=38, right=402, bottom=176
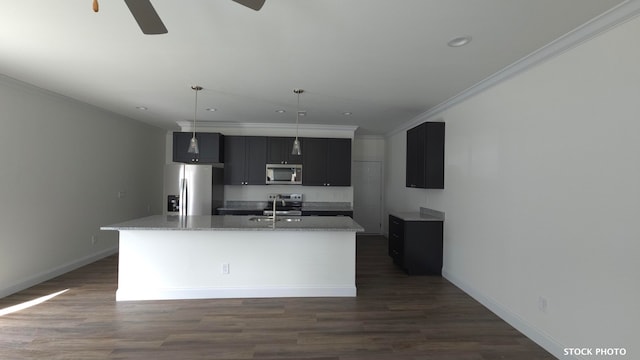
left=91, top=235, right=97, bottom=245
left=222, top=263, right=230, bottom=275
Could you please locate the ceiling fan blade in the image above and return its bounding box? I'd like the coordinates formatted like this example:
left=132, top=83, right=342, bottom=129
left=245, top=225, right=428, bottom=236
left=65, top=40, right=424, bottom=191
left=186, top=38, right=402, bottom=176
left=231, top=0, right=266, bottom=11
left=124, top=0, right=168, bottom=34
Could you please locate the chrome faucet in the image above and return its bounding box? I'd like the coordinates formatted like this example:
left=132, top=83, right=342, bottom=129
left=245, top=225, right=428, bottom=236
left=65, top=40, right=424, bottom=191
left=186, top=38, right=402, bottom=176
left=272, top=194, right=286, bottom=222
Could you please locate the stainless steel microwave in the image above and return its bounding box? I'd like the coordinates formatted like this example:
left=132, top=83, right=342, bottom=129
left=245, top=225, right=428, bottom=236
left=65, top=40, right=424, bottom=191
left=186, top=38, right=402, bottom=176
left=266, top=164, right=302, bottom=185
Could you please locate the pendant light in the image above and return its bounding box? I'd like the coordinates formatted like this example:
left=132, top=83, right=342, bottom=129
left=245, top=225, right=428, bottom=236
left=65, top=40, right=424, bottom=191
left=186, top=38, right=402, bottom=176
left=187, top=85, right=203, bottom=154
left=291, top=88, right=304, bottom=155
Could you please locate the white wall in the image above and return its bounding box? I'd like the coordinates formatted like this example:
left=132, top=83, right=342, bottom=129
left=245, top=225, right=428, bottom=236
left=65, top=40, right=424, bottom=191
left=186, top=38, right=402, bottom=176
left=385, top=15, right=640, bottom=358
left=353, top=136, right=385, bottom=162
left=0, top=76, right=165, bottom=298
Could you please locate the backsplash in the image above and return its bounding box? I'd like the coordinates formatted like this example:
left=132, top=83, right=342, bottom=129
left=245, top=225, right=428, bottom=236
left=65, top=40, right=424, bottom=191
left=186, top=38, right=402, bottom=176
left=223, top=185, right=353, bottom=204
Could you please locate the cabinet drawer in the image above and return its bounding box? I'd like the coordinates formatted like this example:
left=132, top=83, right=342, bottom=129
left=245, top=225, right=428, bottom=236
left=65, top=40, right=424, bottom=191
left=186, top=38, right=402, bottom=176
left=389, top=215, right=404, bottom=237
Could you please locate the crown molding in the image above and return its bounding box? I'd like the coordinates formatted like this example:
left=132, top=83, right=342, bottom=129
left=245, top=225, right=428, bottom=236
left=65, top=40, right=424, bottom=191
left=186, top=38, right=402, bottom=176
left=385, top=0, right=640, bottom=138
left=176, top=121, right=358, bottom=138
left=355, top=134, right=385, bottom=140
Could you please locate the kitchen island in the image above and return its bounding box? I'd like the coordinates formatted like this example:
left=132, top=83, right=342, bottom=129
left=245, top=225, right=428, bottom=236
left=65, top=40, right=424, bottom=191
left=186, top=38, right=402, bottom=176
left=101, top=215, right=363, bottom=301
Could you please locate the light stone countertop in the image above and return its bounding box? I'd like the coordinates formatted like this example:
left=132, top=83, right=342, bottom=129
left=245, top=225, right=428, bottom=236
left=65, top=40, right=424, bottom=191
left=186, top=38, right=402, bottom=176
left=390, top=207, right=445, bottom=222
left=101, top=215, right=364, bottom=232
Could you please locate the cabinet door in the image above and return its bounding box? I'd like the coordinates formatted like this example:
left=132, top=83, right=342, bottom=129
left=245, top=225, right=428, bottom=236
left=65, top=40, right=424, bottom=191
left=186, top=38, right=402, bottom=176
left=173, top=132, right=198, bottom=163
left=326, top=138, right=351, bottom=186
left=196, top=132, right=224, bottom=163
left=173, top=132, right=224, bottom=164
left=405, top=221, right=443, bottom=275
left=245, top=136, right=267, bottom=185
left=302, top=137, right=328, bottom=186
left=425, top=122, right=445, bottom=189
left=223, top=136, right=247, bottom=185
left=267, top=137, right=303, bottom=164
left=406, top=124, right=425, bottom=188
left=406, top=122, right=444, bottom=189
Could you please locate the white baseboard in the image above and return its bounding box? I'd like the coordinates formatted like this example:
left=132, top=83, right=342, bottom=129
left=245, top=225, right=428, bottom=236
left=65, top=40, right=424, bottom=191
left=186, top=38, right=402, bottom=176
left=442, top=269, right=567, bottom=360
left=0, top=246, right=118, bottom=299
left=116, top=285, right=357, bottom=301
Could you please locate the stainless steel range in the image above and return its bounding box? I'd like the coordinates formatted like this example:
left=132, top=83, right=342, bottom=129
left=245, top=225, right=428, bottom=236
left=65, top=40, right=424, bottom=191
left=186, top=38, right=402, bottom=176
left=263, top=193, right=303, bottom=216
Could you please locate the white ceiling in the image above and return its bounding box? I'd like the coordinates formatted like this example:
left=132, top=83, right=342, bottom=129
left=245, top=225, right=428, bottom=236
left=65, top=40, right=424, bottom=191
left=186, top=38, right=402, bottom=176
left=0, top=0, right=626, bottom=135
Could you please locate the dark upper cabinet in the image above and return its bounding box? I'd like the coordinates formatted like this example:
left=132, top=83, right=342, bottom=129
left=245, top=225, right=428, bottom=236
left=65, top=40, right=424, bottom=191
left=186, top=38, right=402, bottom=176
left=302, top=138, right=351, bottom=186
left=224, top=136, right=267, bottom=185
left=267, top=137, right=303, bottom=164
left=406, top=122, right=444, bottom=189
left=173, top=132, right=224, bottom=164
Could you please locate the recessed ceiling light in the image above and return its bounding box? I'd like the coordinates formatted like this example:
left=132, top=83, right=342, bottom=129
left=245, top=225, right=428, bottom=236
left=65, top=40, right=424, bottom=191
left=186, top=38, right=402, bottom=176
left=447, top=36, right=472, bottom=47
left=136, top=106, right=148, bottom=111
left=342, top=112, right=353, bottom=116
left=205, top=108, right=217, bottom=112
left=276, top=109, right=286, bottom=113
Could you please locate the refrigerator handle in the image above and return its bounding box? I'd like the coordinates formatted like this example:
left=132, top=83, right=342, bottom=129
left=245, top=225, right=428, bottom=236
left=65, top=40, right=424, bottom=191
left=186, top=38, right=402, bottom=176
left=180, top=178, right=187, bottom=217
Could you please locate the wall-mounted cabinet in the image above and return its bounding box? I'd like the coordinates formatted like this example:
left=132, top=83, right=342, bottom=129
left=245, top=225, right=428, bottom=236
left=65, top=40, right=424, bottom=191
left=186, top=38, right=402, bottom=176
left=267, top=137, right=303, bottom=165
left=302, top=138, right=351, bottom=187
left=224, top=136, right=267, bottom=185
left=406, top=122, right=444, bottom=189
left=173, top=132, right=224, bottom=164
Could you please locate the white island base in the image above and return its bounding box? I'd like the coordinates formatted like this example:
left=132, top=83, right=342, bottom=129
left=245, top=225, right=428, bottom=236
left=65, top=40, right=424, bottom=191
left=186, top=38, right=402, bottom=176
left=116, top=229, right=356, bottom=301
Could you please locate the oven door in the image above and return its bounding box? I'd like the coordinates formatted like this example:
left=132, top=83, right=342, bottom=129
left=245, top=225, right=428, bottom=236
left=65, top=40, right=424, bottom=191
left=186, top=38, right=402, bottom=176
left=266, top=164, right=302, bottom=185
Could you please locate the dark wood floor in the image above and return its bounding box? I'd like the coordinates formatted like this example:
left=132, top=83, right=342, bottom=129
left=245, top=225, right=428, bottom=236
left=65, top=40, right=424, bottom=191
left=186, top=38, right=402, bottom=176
left=0, top=235, right=554, bottom=359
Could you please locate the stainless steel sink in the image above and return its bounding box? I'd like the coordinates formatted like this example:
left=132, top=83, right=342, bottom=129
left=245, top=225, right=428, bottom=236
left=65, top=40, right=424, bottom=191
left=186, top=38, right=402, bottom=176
left=248, top=216, right=274, bottom=222
left=248, top=216, right=301, bottom=222
left=280, top=217, right=302, bottom=222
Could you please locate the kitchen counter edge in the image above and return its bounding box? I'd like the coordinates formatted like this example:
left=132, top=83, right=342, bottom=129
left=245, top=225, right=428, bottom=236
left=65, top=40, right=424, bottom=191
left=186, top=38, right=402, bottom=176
left=101, top=215, right=364, bottom=232
left=390, top=207, right=445, bottom=222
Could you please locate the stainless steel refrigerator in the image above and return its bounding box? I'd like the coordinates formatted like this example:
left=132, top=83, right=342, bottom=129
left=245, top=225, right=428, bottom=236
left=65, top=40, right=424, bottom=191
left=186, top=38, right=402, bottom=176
left=163, top=164, right=224, bottom=216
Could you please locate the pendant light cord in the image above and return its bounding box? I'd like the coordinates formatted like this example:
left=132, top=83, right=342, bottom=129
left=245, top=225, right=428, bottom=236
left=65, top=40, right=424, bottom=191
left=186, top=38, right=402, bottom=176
left=192, top=87, right=199, bottom=138
left=295, top=91, right=300, bottom=139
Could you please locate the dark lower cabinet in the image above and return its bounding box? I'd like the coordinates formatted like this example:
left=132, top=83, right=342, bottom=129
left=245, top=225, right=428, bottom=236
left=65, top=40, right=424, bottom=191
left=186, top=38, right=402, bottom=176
left=224, top=136, right=267, bottom=185
left=388, top=215, right=443, bottom=275
left=173, top=132, right=224, bottom=164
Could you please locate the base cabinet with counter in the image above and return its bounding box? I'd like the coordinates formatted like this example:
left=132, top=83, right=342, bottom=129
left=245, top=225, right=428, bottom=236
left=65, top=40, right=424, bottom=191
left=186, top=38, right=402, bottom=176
left=388, top=214, right=443, bottom=275
left=102, top=215, right=363, bottom=301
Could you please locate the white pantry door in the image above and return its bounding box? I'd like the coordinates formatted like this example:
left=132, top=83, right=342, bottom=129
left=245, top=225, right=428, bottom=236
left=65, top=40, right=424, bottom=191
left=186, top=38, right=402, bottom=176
left=353, top=161, right=382, bottom=234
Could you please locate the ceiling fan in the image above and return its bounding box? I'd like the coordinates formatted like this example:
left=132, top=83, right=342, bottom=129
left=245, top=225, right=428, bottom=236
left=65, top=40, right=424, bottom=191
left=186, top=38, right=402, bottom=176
left=92, top=0, right=266, bottom=34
